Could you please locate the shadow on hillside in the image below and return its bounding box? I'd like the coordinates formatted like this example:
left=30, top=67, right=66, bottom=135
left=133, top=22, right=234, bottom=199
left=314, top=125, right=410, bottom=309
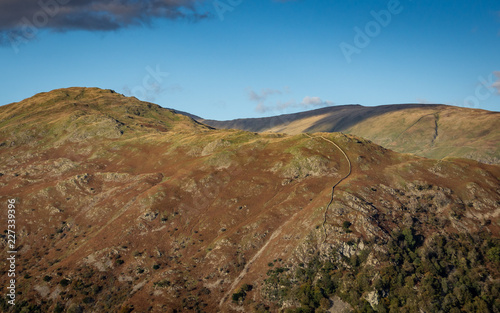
left=196, top=103, right=444, bottom=133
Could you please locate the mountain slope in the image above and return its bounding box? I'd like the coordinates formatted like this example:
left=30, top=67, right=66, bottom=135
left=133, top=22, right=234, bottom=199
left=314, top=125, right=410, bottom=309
left=0, top=88, right=499, bottom=313
left=198, top=104, right=500, bottom=164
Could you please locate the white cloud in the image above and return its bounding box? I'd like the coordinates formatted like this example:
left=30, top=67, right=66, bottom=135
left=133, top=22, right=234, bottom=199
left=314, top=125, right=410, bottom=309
left=249, top=87, right=289, bottom=113
left=248, top=88, right=283, bottom=102
left=301, top=96, right=334, bottom=106
left=416, top=98, right=431, bottom=104
left=255, top=96, right=334, bottom=113
left=248, top=86, right=334, bottom=113
left=255, top=102, right=268, bottom=113
left=493, top=71, right=500, bottom=93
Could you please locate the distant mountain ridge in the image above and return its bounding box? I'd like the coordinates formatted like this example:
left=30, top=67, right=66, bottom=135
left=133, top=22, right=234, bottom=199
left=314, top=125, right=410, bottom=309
left=197, top=103, right=441, bottom=132
left=196, top=104, right=500, bottom=164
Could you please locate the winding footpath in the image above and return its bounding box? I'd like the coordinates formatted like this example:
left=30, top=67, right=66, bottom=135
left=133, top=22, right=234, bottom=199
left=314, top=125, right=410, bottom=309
left=219, top=133, right=352, bottom=308
left=304, top=133, right=352, bottom=244
left=218, top=212, right=299, bottom=307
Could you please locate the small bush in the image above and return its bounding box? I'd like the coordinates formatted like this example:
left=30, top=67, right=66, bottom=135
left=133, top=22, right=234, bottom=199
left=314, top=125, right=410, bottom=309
left=232, top=291, right=245, bottom=303
left=53, top=303, right=64, bottom=313
left=487, top=246, right=500, bottom=263
left=241, top=284, right=253, bottom=292
left=232, top=284, right=253, bottom=303
left=82, top=297, right=94, bottom=304
left=154, top=279, right=171, bottom=288
left=59, top=279, right=70, bottom=287
left=342, top=221, right=352, bottom=233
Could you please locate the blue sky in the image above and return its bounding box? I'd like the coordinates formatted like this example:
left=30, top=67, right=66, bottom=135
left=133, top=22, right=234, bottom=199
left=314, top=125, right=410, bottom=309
left=1, top=0, right=499, bottom=120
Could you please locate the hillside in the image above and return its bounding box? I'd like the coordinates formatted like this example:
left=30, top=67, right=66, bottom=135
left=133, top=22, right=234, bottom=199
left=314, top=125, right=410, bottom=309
left=1, top=88, right=499, bottom=313
left=198, top=104, right=500, bottom=165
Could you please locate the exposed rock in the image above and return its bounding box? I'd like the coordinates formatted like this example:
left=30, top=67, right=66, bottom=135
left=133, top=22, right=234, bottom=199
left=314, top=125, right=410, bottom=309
left=329, top=295, right=353, bottom=313
left=201, top=139, right=231, bottom=156
left=364, top=290, right=379, bottom=308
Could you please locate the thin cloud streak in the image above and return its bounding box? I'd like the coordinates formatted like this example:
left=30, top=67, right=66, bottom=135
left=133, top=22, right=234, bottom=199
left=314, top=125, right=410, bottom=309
left=256, top=96, right=334, bottom=113
left=247, top=88, right=283, bottom=102
left=493, top=71, right=500, bottom=93
left=248, top=87, right=289, bottom=113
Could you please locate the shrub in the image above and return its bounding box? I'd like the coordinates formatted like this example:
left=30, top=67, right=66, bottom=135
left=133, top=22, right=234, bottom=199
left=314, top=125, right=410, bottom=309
left=342, top=221, right=352, bottom=232
left=59, top=279, right=70, bottom=287
left=83, top=297, right=94, bottom=304
left=154, top=279, right=171, bottom=288
left=240, top=284, right=253, bottom=292
left=53, top=303, right=64, bottom=313
left=232, top=291, right=245, bottom=303
left=232, top=284, right=253, bottom=303
left=487, top=246, right=500, bottom=263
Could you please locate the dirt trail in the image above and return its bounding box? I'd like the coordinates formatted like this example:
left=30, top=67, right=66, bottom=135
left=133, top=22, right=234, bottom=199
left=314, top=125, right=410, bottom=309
left=304, top=133, right=352, bottom=244
left=219, top=133, right=352, bottom=307
left=219, top=211, right=299, bottom=307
